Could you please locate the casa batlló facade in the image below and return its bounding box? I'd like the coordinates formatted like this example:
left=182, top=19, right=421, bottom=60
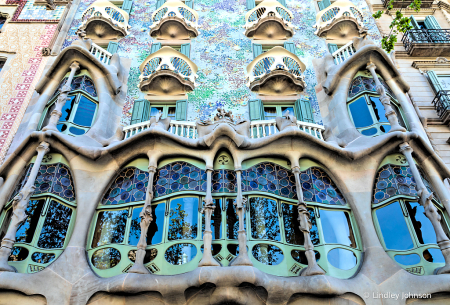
left=1, top=0, right=450, bottom=304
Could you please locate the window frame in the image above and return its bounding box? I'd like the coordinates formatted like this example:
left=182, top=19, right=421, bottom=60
left=149, top=103, right=177, bottom=120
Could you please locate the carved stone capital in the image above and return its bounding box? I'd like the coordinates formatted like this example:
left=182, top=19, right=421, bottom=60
left=36, top=141, right=50, bottom=155
left=148, top=165, right=157, bottom=173
left=366, top=62, right=376, bottom=71
left=70, top=61, right=81, bottom=72
left=399, top=142, right=412, bottom=155
left=291, top=166, right=300, bottom=174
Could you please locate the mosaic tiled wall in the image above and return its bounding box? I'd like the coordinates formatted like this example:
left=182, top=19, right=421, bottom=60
left=5, top=0, right=65, bottom=21
left=63, top=0, right=382, bottom=126
left=0, top=23, right=57, bottom=163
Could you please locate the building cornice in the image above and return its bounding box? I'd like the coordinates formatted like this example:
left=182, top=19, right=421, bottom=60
left=412, top=57, right=450, bottom=69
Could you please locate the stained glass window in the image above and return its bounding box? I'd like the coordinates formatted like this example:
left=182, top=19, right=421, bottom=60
left=10, top=163, right=76, bottom=202
left=348, top=76, right=395, bottom=99
left=51, top=75, right=98, bottom=100
left=102, top=167, right=149, bottom=205
left=153, top=162, right=205, bottom=198
left=373, top=164, right=440, bottom=204
left=300, top=167, right=346, bottom=205
left=212, top=169, right=237, bottom=193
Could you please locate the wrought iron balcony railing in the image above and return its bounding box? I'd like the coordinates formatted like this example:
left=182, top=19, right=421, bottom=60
left=314, top=0, right=366, bottom=39
left=402, top=29, right=450, bottom=56
left=139, top=46, right=198, bottom=94
left=80, top=0, right=130, bottom=39
left=331, top=41, right=356, bottom=64
left=150, top=0, right=199, bottom=39
left=432, top=90, right=450, bottom=124
left=246, top=46, right=306, bottom=95
left=244, top=0, right=294, bottom=39
left=382, top=0, right=434, bottom=9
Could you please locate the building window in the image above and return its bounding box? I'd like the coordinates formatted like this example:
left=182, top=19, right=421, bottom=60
left=39, top=73, right=98, bottom=137
left=347, top=73, right=406, bottom=136
left=131, top=99, right=187, bottom=125
left=0, top=60, right=5, bottom=73
left=372, top=156, right=449, bottom=275
left=0, top=155, right=76, bottom=273
left=0, top=15, right=7, bottom=31
left=150, top=104, right=176, bottom=120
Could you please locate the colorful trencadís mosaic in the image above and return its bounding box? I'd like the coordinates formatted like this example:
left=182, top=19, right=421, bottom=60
left=243, top=162, right=297, bottom=199
left=348, top=76, right=395, bottom=99
left=10, top=163, right=76, bottom=202
left=154, top=162, right=206, bottom=198
left=102, top=167, right=149, bottom=205
left=212, top=169, right=237, bottom=193
left=17, top=0, right=65, bottom=21
left=373, top=164, right=439, bottom=204
left=300, top=167, right=346, bottom=205
left=51, top=75, right=98, bottom=100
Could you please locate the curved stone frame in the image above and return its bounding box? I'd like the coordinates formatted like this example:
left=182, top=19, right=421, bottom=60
left=346, top=72, right=409, bottom=137
left=0, top=153, right=77, bottom=274
left=37, top=71, right=99, bottom=137
left=1, top=105, right=450, bottom=303
left=371, top=154, right=450, bottom=276
left=79, top=16, right=128, bottom=40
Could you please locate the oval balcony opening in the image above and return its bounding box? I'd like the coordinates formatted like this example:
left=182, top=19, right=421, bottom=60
left=244, top=0, right=294, bottom=40
left=150, top=0, right=199, bottom=40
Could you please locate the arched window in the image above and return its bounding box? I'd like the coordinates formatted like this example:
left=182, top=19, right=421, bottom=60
left=39, top=71, right=98, bottom=137
left=0, top=154, right=76, bottom=273
left=347, top=71, right=407, bottom=137
left=372, top=154, right=450, bottom=275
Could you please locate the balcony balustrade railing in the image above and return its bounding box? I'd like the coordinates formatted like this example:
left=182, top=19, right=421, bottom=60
left=89, top=43, right=113, bottom=64
left=123, top=119, right=325, bottom=140
left=151, top=0, right=198, bottom=30
left=331, top=41, right=356, bottom=64
left=80, top=0, right=130, bottom=35
left=432, top=90, right=450, bottom=123
left=402, top=29, right=450, bottom=52
left=382, top=0, right=434, bottom=8
left=245, top=0, right=293, bottom=28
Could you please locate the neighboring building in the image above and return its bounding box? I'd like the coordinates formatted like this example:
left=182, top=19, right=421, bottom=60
left=0, top=0, right=450, bottom=304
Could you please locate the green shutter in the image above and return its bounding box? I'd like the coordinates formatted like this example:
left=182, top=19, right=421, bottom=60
left=252, top=43, right=263, bottom=58
left=131, top=99, right=150, bottom=125
left=122, top=0, right=133, bottom=14
left=248, top=99, right=264, bottom=121
left=277, top=0, right=286, bottom=6
left=176, top=100, right=187, bottom=121
left=247, top=0, right=255, bottom=10
left=283, top=41, right=296, bottom=54
left=185, top=0, right=193, bottom=8
left=327, top=43, right=338, bottom=54
left=410, top=15, right=420, bottom=29
left=151, top=42, right=161, bottom=54
left=427, top=70, right=444, bottom=93
left=318, top=1, right=325, bottom=10
left=321, top=0, right=331, bottom=9
left=295, top=99, right=315, bottom=123
left=180, top=43, right=191, bottom=58
left=106, top=41, right=119, bottom=54
left=156, top=0, right=165, bottom=9
left=425, top=15, right=441, bottom=29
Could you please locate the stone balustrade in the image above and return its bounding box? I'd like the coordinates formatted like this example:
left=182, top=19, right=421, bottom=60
left=89, top=42, right=113, bottom=64
left=331, top=41, right=356, bottom=64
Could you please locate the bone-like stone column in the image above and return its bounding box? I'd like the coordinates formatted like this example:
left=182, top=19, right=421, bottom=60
left=366, top=62, right=406, bottom=133
left=0, top=141, right=50, bottom=272
left=128, top=165, right=157, bottom=274
left=199, top=168, right=220, bottom=267
left=43, top=61, right=80, bottom=132
left=292, top=166, right=325, bottom=276
left=229, top=169, right=252, bottom=266
left=400, top=142, right=450, bottom=274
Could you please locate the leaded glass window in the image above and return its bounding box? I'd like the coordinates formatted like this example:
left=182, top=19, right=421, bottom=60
left=153, top=162, right=206, bottom=197
left=101, top=167, right=149, bottom=205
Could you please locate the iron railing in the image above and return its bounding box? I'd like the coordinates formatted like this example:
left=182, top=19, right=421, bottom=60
left=402, top=29, right=450, bottom=52
left=432, top=90, right=450, bottom=120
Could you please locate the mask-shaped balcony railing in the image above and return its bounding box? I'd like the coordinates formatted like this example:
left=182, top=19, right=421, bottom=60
left=79, top=0, right=130, bottom=40
left=139, top=46, right=198, bottom=95
left=402, top=29, right=450, bottom=56
left=314, top=0, right=367, bottom=39
left=89, top=42, right=113, bottom=64
left=150, top=0, right=199, bottom=40
left=244, top=0, right=294, bottom=39
left=246, top=46, right=306, bottom=95
left=331, top=41, right=356, bottom=64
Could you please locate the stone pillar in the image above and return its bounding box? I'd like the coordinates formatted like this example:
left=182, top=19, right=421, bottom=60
left=399, top=142, right=450, bottom=274
left=129, top=165, right=157, bottom=274
left=366, top=62, right=406, bottom=133
left=0, top=141, right=50, bottom=272
left=42, top=61, right=80, bottom=132
left=229, top=169, right=252, bottom=266
left=199, top=168, right=220, bottom=267
left=292, top=166, right=325, bottom=276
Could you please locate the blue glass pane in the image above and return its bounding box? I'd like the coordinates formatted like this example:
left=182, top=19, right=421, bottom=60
left=394, top=253, right=421, bottom=265
left=91, top=209, right=128, bottom=247
left=252, top=244, right=284, bottom=265
left=327, top=248, right=357, bottom=270
left=128, top=203, right=165, bottom=246
left=376, top=202, right=414, bottom=250
left=16, top=199, right=45, bottom=243
left=361, top=127, right=377, bottom=136
left=424, top=248, right=445, bottom=263
left=69, top=127, right=86, bottom=135
left=73, top=96, right=96, bottom=127
left=168, top=197, right=198, bottom=240
left=369, top=96, right=388, bottom=123
left=348, top=97, right=373, bottom=128
left=91, top=247, right=121, bottom=269
left=320, top=210, right=356, bottom=247
left=165, top=243, right=197, bottom=265
left=60, top=95, right=76, bottom=122
left=250, top=197, right=281, bottom=241
left=37, top=200, right=72, bottom=249
left=406, top=201, right=437, bottom=245
left=226, top=198, right=245, bottom=239
left=150, top=107, right=163, bottom=118
left=202, top=198, right=222, bottom=239
left=380, top=124, right=391, bottom=133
